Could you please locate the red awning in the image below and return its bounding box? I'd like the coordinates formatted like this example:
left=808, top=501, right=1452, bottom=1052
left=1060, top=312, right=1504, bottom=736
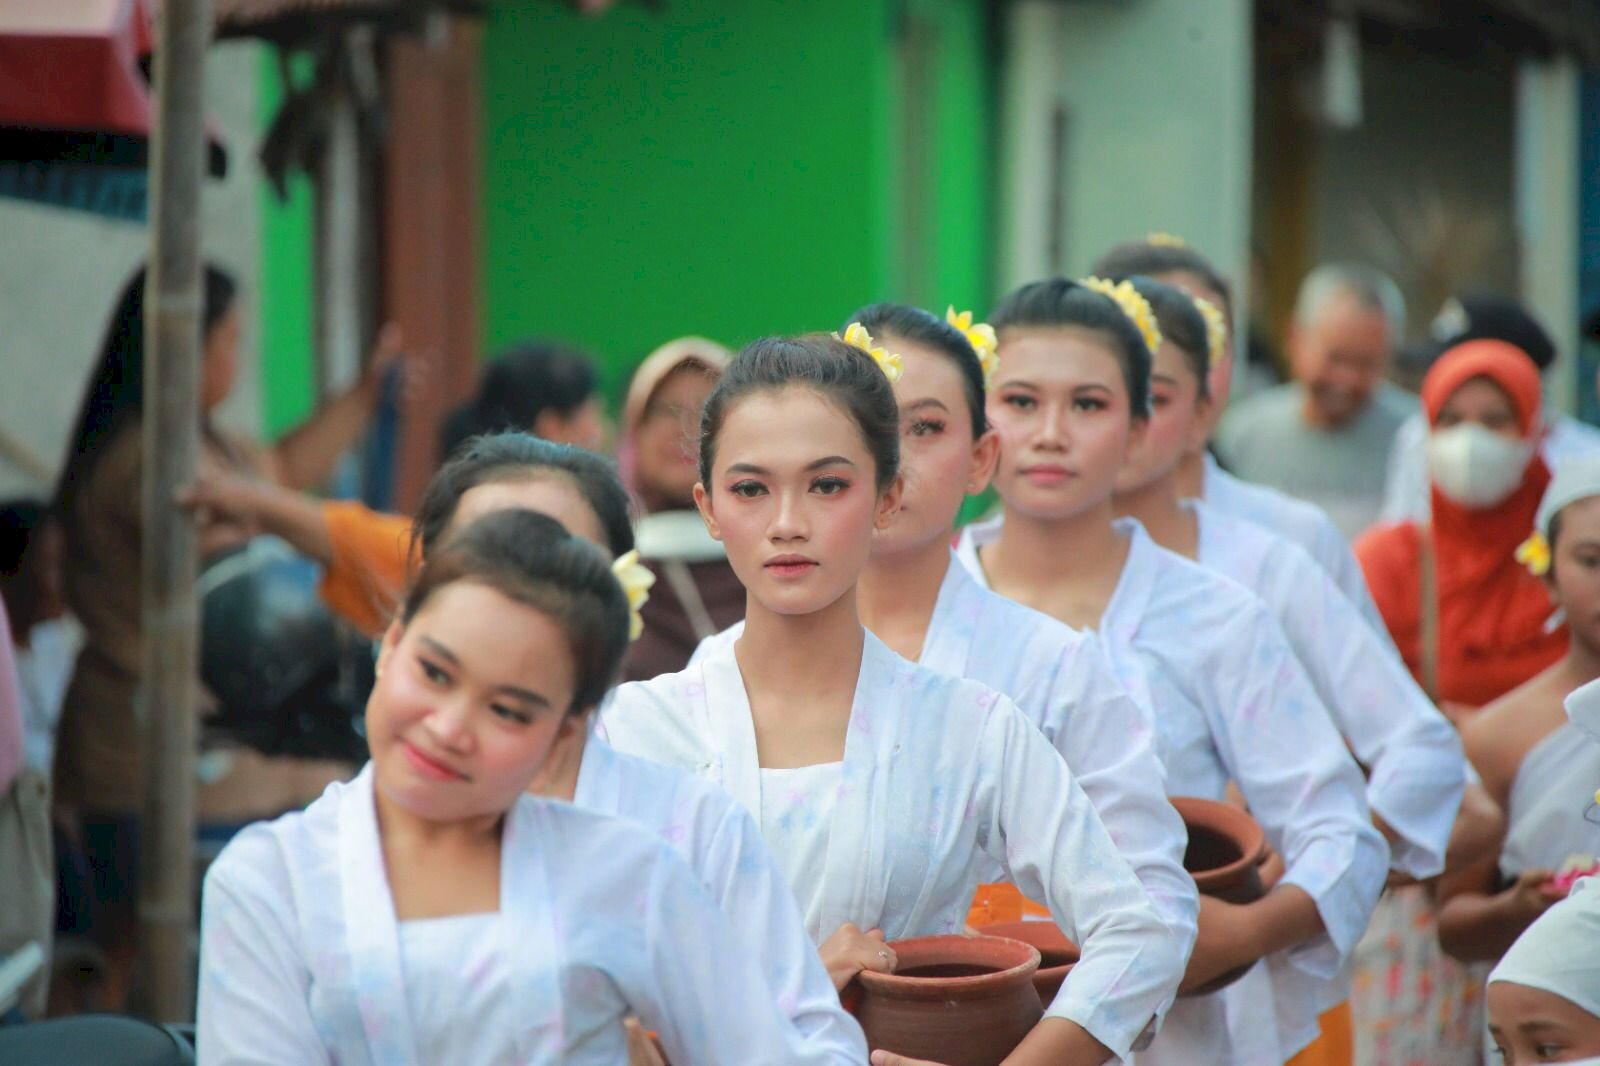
left=0, top=0, right=227, bottom=218
left=0, top=0, right=155, bottom=135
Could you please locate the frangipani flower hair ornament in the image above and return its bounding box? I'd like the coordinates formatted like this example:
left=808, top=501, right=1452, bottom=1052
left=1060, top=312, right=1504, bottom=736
left=946, top=306, right=999, bottom=387
left=1516, top=531, right=1552, bottom=577
left=839, top=322, right=904, bottom=383
left=1192, top=294, right=1229, bottom=369
left=1078, top=276, right=1163, bottom=358
left=611, top=550, right=656, bottom=641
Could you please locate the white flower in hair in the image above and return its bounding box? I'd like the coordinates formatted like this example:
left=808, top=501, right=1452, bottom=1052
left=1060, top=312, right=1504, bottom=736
left=839, top=322, right=904, bottom=384
left=611, top=550, right=656, bottom=641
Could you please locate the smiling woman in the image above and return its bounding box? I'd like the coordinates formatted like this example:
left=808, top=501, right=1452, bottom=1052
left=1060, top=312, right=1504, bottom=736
left=196, top=509, right=855, bottom=1065
left=604, top=332, right=1183, bottom=1065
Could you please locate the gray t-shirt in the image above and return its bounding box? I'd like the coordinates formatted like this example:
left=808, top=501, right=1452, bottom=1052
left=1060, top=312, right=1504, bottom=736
left=1215, top=381, right=1416, bottom=539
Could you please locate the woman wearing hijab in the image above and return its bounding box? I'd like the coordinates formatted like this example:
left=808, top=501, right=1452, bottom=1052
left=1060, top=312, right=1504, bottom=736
left=1351, top=339, right=1568, bottom=1063
left=617, top=339, right=745, bottom=680
left=1355, top=339, right=1567, bottom=714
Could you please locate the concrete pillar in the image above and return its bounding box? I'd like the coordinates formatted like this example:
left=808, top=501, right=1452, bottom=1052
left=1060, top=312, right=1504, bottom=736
left=997, top=0, right=1253, bottom=334
left=1516, top=55, right=1581, bottom=415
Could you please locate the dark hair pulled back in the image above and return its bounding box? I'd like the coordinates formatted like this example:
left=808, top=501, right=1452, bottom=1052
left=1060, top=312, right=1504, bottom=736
left=412, top=432, right=634, bottom=562
left=439, top=341, right=599, bottom=461
left=699, top=334, right=901, bottom=491
left=58, top=263, right=238, bottom=505
left=1121, top=276, right=1212, bottom=400
left=845, top=303, right=987, bottom=440
left=990, top=278, right=1153, bottom=419
left=1092, top=240, right=1233, bottom=320
left=402, top=509, right=630, bottom=713
left=0, top=499, right=48, bottom=577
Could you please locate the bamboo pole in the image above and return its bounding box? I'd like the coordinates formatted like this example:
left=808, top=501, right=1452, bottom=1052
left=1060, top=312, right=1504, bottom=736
left=140, top=0, right=212, bottom=1022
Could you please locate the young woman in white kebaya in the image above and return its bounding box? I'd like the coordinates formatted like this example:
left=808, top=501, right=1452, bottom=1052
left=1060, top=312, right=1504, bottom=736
left=602, top=333, right=1182, bottom=1065
left=955, top=277, right=1388, bottom=1064
left=184, top=430, right=863, bottom=1057
left=1090, top=238, right=1382, bottom=631
left=197, top=508, right=855, bottom=1064
left=1103, top=275, right=1497, bottom=1062
left=1106, top=276, right=1473, bottom=879
left=410, top=433, right=866, bottom=1058
left=689, top=305, right=1197, bottom=1026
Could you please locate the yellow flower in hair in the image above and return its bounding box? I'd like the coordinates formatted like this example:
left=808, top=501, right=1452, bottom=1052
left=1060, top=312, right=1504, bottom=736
left=1147, top=231, right=1187, bottom=248
left=1192, top=295, right=1229, bottom=369
left=611, top=550, right=656, bottom=641
left=1079, top=276, right=1163, bottom=358
left=839, top=322, right=904, bottom=384
left=1516, top=531, right=1552, bottom=577
left=946, top=306, right=1000, bottom=386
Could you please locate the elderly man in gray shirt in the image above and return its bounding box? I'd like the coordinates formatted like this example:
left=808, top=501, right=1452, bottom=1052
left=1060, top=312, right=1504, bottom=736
left=1216, top=263, right=1416, bottom=539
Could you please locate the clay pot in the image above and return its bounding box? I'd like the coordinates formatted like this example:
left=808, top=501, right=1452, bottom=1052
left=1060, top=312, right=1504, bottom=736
left=1171, top=796, right=1270, bottom=997
left=975, top=921, right=1079, bottom=1007
left=1257, top=844, right=1285, bottom=891
left=1172, top=796, right=1268, bottom=904
left=851, top=934, right=1044, bottom=1066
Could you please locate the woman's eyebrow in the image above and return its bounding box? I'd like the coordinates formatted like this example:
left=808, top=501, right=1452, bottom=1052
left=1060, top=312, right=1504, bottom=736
left=725, top=456, right=857, bottom=475
left=419, top=636, right=461, bottom=666
left=494, top=685, right=551, bottom=708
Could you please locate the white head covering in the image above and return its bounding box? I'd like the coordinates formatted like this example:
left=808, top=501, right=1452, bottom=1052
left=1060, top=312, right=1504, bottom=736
left=1488, top=876, right=1600, bottom=1019
left=1537, top=456, right=1600, bottom=538
left=1567, top=678, right=1600, bottom=749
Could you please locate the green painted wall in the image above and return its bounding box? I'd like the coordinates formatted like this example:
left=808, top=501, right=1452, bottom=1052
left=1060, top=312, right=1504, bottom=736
left=885, top=0, right=993, bottom=312
left=480, top=0, right=992, bottom=392
left=257, top=51, right=317, bottom=436
left=253, top=2, right=995, bottom=434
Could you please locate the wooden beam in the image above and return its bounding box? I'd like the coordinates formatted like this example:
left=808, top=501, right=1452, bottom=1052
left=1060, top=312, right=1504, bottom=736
left=383, top=16, right=482, bottom=511
left=140, top=0, right=211, bottom=1023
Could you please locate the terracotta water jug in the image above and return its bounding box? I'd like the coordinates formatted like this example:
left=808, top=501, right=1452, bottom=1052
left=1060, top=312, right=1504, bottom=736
left=1171, top=795, right=1268, bottom=995
left=851, top=934, right=1043, bottom=1066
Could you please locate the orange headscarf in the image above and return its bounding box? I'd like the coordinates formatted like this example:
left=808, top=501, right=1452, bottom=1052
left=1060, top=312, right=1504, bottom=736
left=1356, top=339, right=1563, bottom=708
left=1421, top=339, right=1543, bottom=434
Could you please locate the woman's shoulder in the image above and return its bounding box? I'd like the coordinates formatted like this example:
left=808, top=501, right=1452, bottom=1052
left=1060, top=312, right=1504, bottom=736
left=67, top=420, right=143, bottom=507
left=970, top=579, right=1083, bottom=651
left=205, top=423, right=271, bottom=477
left=1142, top=538, right=1275, bottom=622
left=524, top=795, right=698, bottom=892
left=205, top=777, right=348, bottom=895
left=884, top=642, right=1025, bottom=734
left=1461, top=666, right=1573, bottom=797
left=607, top=664, right=704, bottom=715
left=598, top=667, right=712, bottom=761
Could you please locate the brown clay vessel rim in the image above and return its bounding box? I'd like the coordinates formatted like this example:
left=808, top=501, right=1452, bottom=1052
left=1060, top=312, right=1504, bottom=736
left=976, top=921, right=1079, bottom=973
left=857, top=934, right=1042, bottom=1000
left=1171, top=795, right=1268, bottom=888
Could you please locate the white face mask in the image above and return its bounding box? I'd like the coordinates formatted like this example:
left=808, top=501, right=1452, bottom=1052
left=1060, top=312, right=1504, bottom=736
left=1427, top=422, right=1533, bottom=508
